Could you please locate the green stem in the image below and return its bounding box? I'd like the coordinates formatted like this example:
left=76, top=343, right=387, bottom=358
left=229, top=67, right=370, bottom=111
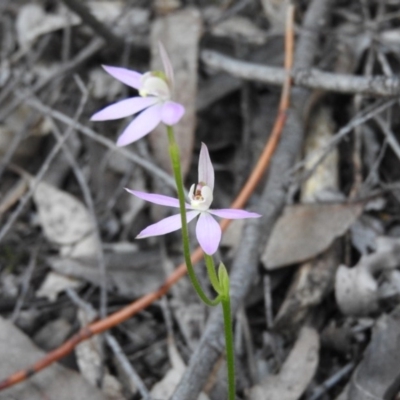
left=221, top=295, right=235, bottom=400
left=204, top=254, right=221, bottom=294
left=166, top=125, right=220, bottom=307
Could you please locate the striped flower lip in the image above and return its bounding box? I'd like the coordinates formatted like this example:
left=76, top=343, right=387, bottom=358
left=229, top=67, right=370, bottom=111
left=126, top=143, right=261, bottom=255
left=90, top=42, right=185, bottom=147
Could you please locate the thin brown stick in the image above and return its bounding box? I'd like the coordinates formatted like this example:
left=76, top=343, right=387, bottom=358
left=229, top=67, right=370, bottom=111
left=0, top=6, right=295, bottom=391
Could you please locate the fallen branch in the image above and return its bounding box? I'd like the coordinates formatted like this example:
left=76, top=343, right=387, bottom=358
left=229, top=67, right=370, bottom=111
left=202, top=50, right=400, bottom=97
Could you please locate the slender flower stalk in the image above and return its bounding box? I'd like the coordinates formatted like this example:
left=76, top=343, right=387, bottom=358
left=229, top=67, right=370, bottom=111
left=217, top=263, right=235, bottom=400
left=204, top=253, right=221, bottom=294
left=166, top=127, right=236, bottom=400
left=222, top=292, right=235, bottom=400
left=166, top=126, right=220, bottom=307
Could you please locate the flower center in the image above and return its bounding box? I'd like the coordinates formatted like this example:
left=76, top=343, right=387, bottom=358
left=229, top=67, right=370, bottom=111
left=194, top=188, right=203, bottom=201
left=189, top=183, right=213, bottom=211
left=139, top=71, right=171, bottom=101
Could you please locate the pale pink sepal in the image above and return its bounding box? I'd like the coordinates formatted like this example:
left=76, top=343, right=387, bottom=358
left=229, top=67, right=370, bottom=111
left=209, top=209, right=261, bottom=219
left=102, top=65, right=143, bottom=89
left=198, top=143, right=214, bottom=190
left=158, top=42, right=174, bottom=87
left=196, top=212, right=221, bottom=255
left=125, top=189, right=189, bottom=208
left=161, top=101, right=185, bottom=125
left=137, top=210, right=199, bottom=239
left=90, top=97, right=158, bottom=121
left=117, top=104, right=163, bottom=147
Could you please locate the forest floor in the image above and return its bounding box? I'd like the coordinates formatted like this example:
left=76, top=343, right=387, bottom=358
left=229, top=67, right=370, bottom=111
left=1, top=0, right=400, bottom=399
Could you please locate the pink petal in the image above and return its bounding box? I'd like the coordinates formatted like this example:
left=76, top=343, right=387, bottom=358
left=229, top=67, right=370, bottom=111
left=196, top=212, right=221, bottom=255
left=158, top=42, right=174, bottom=87
left=137, top=210, right=199, bottom=239
left=102, top=65, right=142, bottom=89
left=90, top=97, right=158, bottom=121
left=209, top=209, right=261, bottom=219
left=161, top=101, right=185, bottom=126
left=125, top=189, right=188, bottom=208
left=117, top=104, right=162, bottom=147
left=198, top=143, right=214, bottom=190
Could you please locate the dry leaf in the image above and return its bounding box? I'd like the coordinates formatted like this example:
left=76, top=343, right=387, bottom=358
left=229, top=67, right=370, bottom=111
left=274, top=105, right=340, bottom=330
left=274, top=244, right=339, bottom=331
left=16, top=2, right=149, bottom=49
left=154, top=0, right=182, bottom=14
left=211, top=16, right=267, bottom=44
left=161, top=255, right=207, bottom=349
left=75, top=308, right=125, bottom=400
left=380, top=270, right=400, bottom=303
left=0, top=273, right=18, bottom=299
left=0, top=60, right=10, bottom=86
left=105, top=155, right=147, bottom=227
left=102, top=374, right=126, bottom=400
left=43, top=131, right=82, bottom=188
left=33, top=181, right=99, bottom=258
left=346, top=309, right=400, bottom=400
left=0, top=103, right=52, bottom=164
left=89, top=68, right=124, bottom=101
left=16, top=4, right=79, bottom=49
left=260, top=0, right=290, bottom=32
left=121, top=169, right=147, bottom=227
left=0, top=178, right=28, bottom=216
left=0, top=317, right=106, bottom=400
left=335, top=384, right=350, bottom=400
left=221, top=219, right=245, bottom=250
left=170, top=300, right=206, bottom=348
left=150, top=338, right=209, bottom=400
left=36, top=271, right=81, bottom=302
left=301, top=106, right=338, bottom=202
left=350, top=215, right=384, bottom=255
left=248, top=327, right=319, bottom=400
left=335, top=236, right=400, bottom=316
left=150, top=339, right=185, bottom=399
left=87, top=3, right=149, bottom=36
left=380, top=29, right=400, bottom=46
left=48, top=249, right=165, bottom=298
left=33, top=318, right=72, bottom=351
left=335, top=265, right=379, bottom=316
left=149, top=9, right=202, bottom=177
left=262, top=203, right=363, bottom=270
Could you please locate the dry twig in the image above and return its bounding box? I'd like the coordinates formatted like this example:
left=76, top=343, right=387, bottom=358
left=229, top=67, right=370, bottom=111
left=0, top=38, right=104, bottom=121
left=202, top=51, right=400, bottom=97
left=21, top=95, right=177, bottom=189
left=0, top=91, right=89, bottom=243
left=61, top=0, right=125, bottom=49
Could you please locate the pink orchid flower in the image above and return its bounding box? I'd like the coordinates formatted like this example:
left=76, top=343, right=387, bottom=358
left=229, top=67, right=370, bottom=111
left=126, top=143, right=261, bottom=255
left=90, top=43, right=185, bottom=147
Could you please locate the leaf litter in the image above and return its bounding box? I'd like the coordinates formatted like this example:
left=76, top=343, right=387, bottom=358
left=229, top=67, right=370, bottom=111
left=0, top=317, right=106, bottom=400
left=3, top=1, right=400, bottom=400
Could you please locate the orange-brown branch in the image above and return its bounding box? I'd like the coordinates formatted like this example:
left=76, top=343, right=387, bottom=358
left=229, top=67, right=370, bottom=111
left=0, top=6, right=294, bottom=392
